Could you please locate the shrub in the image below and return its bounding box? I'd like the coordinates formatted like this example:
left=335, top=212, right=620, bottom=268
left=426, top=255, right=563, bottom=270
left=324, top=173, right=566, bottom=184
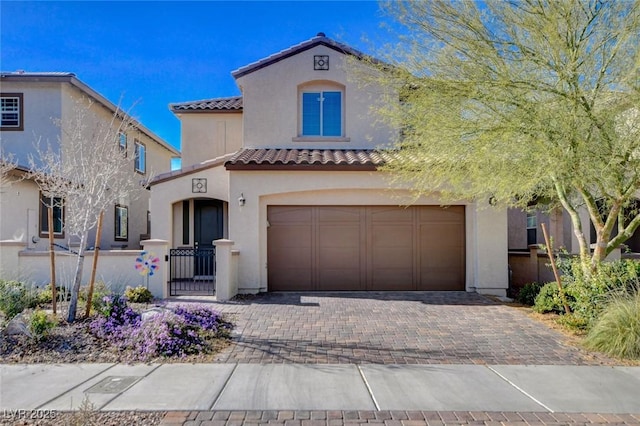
left=562, top=258, right=640, bottom=326
left=533, top=282, right=565, bottom=314
left=584, top=292, right=640, bottom=359
left=121, top=311, right=204, bottom=360
left=173, top=304, right=227, bottom=332
left=36, top=284, right=71, bottom=305
left=80, top=282, right=112, bottom=314
left=89, top=294, right=140, bottom=339
left=0, top=280, right=38, bottom=319
left=29, top=309, right=58, bottom=339
left=516, top=282, right=543, bottom=306
left=124, top=285, right=153, bottom=304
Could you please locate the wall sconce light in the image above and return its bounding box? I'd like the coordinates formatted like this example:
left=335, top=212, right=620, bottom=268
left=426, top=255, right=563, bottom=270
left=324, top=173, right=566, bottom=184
left=488, top=196, right=497, bottom=206
left=238, top=193, right=246, bottom=207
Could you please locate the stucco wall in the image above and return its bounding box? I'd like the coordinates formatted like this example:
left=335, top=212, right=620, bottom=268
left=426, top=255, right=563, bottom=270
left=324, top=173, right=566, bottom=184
left=227, top=169, right=508, bottom=295
left=0, top=81, right=175, bottom=252
left=149, top=165, right=230, bottom=248
left=236, top=45, right=395, bottom=150
left=0, top=81, right=62, bottom=169
left=0, top=179, right=42, bottom=246
left=179, top=113, right=242, bottom=166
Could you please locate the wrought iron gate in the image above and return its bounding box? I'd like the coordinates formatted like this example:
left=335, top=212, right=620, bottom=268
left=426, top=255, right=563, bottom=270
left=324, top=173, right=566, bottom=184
left=168, top=247, right=216, bottom=296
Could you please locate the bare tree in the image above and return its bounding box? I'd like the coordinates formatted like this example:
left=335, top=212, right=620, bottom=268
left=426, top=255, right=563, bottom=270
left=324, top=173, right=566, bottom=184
left=29, top=98, right=149, bottom=322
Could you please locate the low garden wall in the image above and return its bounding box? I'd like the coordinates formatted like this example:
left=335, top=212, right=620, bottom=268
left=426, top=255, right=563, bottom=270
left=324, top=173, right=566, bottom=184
left=0, top=240, right=168, bottom=298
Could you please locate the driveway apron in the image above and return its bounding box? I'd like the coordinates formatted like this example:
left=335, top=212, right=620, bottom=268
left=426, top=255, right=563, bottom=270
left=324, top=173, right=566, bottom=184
left=187, top=292, right=615, bottom=365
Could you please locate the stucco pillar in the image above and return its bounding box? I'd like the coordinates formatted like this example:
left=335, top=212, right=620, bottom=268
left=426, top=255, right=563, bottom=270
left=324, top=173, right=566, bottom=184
left=140, top=239, right=169, bottom=299
left=214, top=239, right=238, bottom=301
left=473, top=205, right=509, bottom=297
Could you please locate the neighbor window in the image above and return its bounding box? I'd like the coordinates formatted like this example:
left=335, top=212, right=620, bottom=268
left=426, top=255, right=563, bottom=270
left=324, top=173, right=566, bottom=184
left=39, top=194, right=64, bottom=237
left=118, top=132, right=127, bottom=154
left=1, top=93, right=23, bottom=130
left=526, top=211, right=537, bottom=246
left=115, top=205, right=128, bottom=241
left=301, top=91, right=342, bottom=137
left=134, top=140, right=146, bottom=174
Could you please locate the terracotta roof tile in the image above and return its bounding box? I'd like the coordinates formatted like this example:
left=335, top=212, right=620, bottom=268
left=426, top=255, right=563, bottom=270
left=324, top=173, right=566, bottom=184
left=170, top=96, right=243, bottom=112
left=225, top=148, right=387, bottom=170
left=231, top=33, right=376, bottom=79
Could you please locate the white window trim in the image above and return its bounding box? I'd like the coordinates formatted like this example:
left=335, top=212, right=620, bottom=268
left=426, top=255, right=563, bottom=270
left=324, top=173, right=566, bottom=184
left=296, top=82, right=346, bottom=140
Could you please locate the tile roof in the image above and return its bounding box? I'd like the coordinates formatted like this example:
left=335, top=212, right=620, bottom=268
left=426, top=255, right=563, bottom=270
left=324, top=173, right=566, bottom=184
left=225, top=148, right=388, bottom=170
left=232, top=33, right=377, bottom=79
left=170, top=96, right=243, bottom=112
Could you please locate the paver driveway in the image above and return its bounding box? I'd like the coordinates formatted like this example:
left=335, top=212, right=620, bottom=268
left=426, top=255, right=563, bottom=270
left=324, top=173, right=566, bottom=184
left=190, top=292, right=614, bottom=365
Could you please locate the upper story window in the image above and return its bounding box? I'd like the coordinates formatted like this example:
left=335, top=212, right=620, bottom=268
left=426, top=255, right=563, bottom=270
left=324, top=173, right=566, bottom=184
left=134, top=140, right=146, bottom=174
left=118, top=132, right=127, bottom=154
left=0, top=93, right=24, bottom=131
left=302, top=91, right=342, bottom=136
left=297, top=82, right=346, bottom=140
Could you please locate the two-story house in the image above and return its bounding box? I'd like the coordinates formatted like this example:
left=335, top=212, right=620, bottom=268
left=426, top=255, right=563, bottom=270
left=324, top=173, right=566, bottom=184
left=150, top=34, right=509, bottom=297
left=0, top=72, right=179, bottom=252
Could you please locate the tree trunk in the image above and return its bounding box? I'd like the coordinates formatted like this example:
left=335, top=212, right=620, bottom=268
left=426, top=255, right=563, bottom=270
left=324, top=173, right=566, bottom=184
left=47, top=206, right=57, bottom=314
left=67, top=232, right=88, bottom=322
left=85, top=210, right=104, bottom=318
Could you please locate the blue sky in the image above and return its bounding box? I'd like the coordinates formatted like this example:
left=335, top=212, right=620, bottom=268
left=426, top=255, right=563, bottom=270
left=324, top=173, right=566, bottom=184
left=1, top=1, right=390, bottom=152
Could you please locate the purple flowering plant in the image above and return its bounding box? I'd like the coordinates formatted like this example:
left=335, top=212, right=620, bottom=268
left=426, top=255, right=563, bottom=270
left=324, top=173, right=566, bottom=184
left=89, top=296, right=229, bottom=362
left=173, top=304, right=229, bottom=332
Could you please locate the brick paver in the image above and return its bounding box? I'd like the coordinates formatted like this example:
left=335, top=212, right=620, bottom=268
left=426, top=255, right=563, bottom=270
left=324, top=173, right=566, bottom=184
left=199, top=292, right=614, bottom=365
left=159, top=411, right=640, bottom=426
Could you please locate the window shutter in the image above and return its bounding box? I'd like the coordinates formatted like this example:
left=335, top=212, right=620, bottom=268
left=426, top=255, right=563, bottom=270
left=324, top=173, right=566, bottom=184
left=322, top=91, right=341, bottom=136
left=302, top=92, right=321, bottom=135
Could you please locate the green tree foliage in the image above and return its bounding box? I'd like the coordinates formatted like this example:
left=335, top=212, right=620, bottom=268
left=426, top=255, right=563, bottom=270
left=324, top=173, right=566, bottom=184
left=367, top=0, right=640, bottom=269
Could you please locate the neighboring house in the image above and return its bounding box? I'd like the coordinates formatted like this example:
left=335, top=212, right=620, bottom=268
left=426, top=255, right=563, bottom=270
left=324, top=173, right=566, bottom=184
left=150, top=33, right=508, bottom=297
left=0, top=72, right=179, bottom=252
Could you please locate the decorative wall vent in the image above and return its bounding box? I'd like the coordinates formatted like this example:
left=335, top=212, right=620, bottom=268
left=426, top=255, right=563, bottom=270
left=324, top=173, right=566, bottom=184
left=314, top=55, right=329, bottom=70
left=192, top=178, right=207, bottom=193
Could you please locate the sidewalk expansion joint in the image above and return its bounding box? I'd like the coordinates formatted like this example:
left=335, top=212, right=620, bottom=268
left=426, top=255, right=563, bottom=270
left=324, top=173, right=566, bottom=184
left=97, top=363, right=163, bottom=410
left=486, top=365, right=554, bottom=413
left=357, top=364, right=380, bottom=411
left=35, top=363, right=117, bottom=410
left=208, top=362, right=239, bottom=410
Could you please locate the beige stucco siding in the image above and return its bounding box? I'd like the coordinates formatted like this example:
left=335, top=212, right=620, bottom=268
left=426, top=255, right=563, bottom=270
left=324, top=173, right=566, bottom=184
left=0, top=82, right=62, bottom=168
left=236, top=45, right=395, bottom=149
left=149, top=165, right=230, bottom=248
left=227, top=169, right=508, bottom=295
left=179, top=113, right=242, bottom=166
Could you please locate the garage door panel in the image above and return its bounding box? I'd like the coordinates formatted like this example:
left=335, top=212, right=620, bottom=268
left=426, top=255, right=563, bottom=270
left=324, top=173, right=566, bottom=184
left=372, top=225, right=413, bottom=247
left=317, top=206, right=361, bottom=222
left=319, top=269, right=363, bottom=290
left=267, top=205, right=465, bottom=292
left=268, top=206, right=313, bottom=224
left=419, top=205, right=465, bottom=222
left=371, top=270, right=414, bottom=291
left=318, top=225, right=360, bottom=247
left=270, top=269, right=313, bottom=291
left=370, top=206, right=413, bottom=222
left=269, top=225, right=312, bottom=247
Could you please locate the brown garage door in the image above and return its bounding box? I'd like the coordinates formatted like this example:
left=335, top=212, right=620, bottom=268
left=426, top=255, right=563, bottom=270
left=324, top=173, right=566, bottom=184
left=267, top=206, right=465, bottom=291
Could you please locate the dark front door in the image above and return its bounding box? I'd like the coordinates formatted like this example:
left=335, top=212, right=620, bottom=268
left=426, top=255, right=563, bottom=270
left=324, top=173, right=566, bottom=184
left=194, top=200, right=223, bottom=276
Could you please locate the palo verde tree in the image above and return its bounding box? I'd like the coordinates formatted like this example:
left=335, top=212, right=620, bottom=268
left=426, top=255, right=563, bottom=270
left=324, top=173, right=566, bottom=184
left=30, top=98, right=148, bottom=322
left=366, top=0, right=640, bottom=271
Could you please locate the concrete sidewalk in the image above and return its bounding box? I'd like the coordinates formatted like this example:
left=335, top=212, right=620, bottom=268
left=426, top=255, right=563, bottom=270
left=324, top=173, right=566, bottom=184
left=2, top=363, right=640, bottom=414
